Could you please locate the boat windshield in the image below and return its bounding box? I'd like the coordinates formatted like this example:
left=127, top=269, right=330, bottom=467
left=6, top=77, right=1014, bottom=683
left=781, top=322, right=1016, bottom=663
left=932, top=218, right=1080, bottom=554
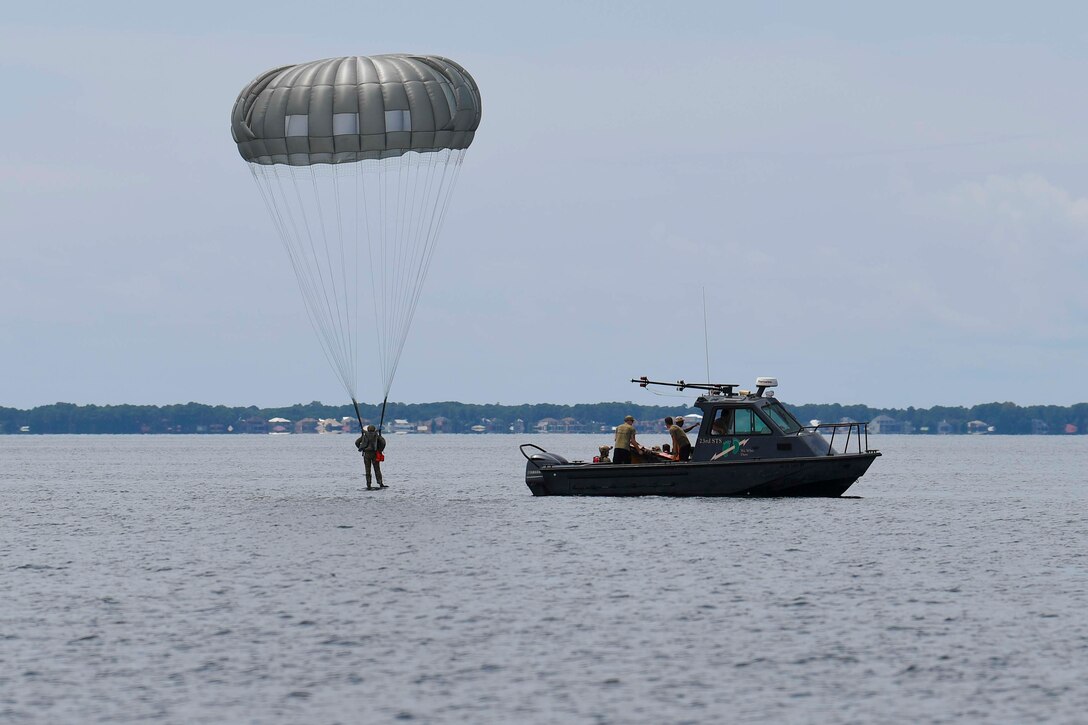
left=708, top=407, right=772, bottom=435
left=762, top=401, right=803, bottom=434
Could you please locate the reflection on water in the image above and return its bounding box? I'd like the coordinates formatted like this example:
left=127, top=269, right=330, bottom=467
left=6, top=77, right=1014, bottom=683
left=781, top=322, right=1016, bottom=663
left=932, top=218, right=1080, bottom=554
left=2, top=434, right=1087, bottom=722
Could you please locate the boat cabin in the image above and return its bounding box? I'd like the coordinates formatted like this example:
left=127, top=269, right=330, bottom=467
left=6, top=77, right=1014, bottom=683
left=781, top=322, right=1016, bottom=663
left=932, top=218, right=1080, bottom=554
left=637, top=376, right=869, bottom=461
left=690, top=388, right=824, bottom=461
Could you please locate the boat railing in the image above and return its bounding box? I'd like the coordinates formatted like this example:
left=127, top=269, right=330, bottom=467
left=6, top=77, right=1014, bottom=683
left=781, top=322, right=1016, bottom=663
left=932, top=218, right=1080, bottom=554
left=519, top=443, right=548, bottom=462
left=805, top=421, right=878, bottom=456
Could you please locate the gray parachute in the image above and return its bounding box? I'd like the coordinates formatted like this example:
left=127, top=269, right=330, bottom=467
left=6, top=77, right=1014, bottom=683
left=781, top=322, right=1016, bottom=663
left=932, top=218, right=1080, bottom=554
left=231, top=55, right=482, bottom=423
left=231, top=54, right=481, bottom=165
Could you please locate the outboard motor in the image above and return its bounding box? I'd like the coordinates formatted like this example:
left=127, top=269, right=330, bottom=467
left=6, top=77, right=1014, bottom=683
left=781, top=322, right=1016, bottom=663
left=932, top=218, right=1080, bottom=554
left=520, top=444, right=569, bottom=495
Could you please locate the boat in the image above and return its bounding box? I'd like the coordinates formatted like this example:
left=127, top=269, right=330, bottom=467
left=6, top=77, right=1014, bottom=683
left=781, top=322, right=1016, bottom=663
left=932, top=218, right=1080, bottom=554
left=520, top=377, right=881, bottom=497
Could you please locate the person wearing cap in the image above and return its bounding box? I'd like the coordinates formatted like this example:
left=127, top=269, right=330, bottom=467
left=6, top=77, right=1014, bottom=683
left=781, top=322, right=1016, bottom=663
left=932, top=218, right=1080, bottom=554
left=670, top=416, right=693, bottom=462
left=613, top=415, right=638, bottom=464
left=354, top=424, right=387, bottom=489
left=662, top=417, right=677, bottom=454
left=596, top=445, right=612, bottom=463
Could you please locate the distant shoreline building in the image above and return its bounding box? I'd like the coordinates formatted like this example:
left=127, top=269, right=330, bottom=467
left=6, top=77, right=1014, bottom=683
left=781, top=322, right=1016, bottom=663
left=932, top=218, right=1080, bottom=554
left=869, top=415, right=914, bottom=434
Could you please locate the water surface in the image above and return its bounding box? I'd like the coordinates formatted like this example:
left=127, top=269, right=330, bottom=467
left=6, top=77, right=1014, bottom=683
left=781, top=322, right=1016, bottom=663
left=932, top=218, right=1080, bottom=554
left=2, top=434, right=1086, bottom=723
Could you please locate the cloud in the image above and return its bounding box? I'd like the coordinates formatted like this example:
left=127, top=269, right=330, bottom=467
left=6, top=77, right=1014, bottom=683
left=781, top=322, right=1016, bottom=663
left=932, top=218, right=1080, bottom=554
left=0, top=162, right=149, bottom=194
left=943, top=173, right=1088, bottom=244
left=896, top=173, right=1088, bottom=342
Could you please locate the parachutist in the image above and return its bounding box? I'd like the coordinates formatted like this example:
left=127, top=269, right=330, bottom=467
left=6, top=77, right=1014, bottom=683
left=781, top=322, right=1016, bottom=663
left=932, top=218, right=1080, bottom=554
left=355, top=425, right=387, bottom=490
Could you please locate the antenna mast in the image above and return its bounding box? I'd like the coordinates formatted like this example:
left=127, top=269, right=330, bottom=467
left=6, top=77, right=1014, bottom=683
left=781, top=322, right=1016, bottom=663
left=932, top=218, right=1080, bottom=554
left=702, top=287, right=711, bottom=383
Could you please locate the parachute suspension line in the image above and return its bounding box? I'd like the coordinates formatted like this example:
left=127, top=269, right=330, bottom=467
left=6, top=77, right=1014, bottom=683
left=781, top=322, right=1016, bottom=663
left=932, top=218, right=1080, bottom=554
left=249, top=163, right=361, bottom=400
left=374, top=154, right=407, bottom=399
left=352, top=150, right=468, bottom=404
left=308, top=165, right=354, bottom=399
left=388, top=153, right=420, bottom=373
left=391, top=153, right=412, bottom=342
left=390, top=153, right=415, bottom=389
left=391, top=151, right=447, bottom=375
left=348, top=166, right=361, bottom=398
left=403, top=153, right=446, bottom=349
left=378, top=149, right=467, bottom=396
left=374, top=157, right=390, bottom=402
left=257, top=150, right=469, bottom=412
left=414, top=151, right=465, bottom=299
left=249, top=164, right=352, bottom=398
left=379, top=396, right=389, bottom=432
left=249, top=165, right=294, bottom=258
left=352, top=162, right=364, bottom=401
left=283, top=166, right=351, bottom=395
left=382, top=150, right=459, bottom=396
left=329, top=164, right=357, bottom=397
left=410, top=151, right=465, bottom=317
left=382, top=155, right=404, bottom=398
left=386, top=150, right=437, bottom=393
left=383, top=156, right=409, bottom=393
left=358, top=158, right=379, bottom=400
left=286, top=167, right=343, bottom=372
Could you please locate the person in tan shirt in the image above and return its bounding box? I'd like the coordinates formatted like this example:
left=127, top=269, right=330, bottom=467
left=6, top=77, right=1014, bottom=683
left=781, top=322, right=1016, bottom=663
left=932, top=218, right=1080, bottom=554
left=670, top=417, right=693, bottom=461
left=613, top=415, right=638, bottom=464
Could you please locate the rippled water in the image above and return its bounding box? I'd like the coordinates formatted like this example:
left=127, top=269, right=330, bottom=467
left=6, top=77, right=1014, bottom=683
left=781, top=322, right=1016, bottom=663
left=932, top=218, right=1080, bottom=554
left=2, top=433, right=1087, bottom=723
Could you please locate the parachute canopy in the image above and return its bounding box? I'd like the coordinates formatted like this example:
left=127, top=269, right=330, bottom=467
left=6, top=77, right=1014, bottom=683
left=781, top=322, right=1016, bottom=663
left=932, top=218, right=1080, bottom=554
left=231, top=55, right=481, bottom=416
left=231, top=54, right=481, bottom=165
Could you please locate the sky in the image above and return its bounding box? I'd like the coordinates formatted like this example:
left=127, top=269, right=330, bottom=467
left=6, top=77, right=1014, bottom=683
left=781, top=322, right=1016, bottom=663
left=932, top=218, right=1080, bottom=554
left=3, top=1, right=1088, bottom=410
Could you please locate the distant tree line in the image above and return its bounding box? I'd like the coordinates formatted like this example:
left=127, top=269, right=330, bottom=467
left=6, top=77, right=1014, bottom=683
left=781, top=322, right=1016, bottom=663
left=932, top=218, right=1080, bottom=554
left=1, top=399, right=1086, bottom=435
left=0, top=400, right=688, bottom=435
left=792, top=401, right=1088, bottom=435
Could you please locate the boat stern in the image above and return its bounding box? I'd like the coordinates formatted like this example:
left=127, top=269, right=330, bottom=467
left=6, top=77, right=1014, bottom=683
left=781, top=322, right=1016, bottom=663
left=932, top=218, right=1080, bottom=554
left=520, top=444, right=568, bottom=496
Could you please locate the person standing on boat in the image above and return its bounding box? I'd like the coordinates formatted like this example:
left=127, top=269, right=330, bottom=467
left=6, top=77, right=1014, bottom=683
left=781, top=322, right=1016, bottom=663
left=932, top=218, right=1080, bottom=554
left=613, top=415, right=638, bottom=464
left=670, top=417, right=693, bottom=462
left=355, top=425, right=387, bottom=490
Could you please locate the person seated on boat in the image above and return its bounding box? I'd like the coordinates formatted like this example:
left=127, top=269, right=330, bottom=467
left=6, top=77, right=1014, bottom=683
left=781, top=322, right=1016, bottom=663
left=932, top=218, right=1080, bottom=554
left=711, top=411, right=730, bottom=436
left=596, top=445, right=612, bottom=463
left=661, top=443, right=671, bottom=456
left=670, top=417, right=693, bottom=461
left=613, top=415, right=638, bottom=464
